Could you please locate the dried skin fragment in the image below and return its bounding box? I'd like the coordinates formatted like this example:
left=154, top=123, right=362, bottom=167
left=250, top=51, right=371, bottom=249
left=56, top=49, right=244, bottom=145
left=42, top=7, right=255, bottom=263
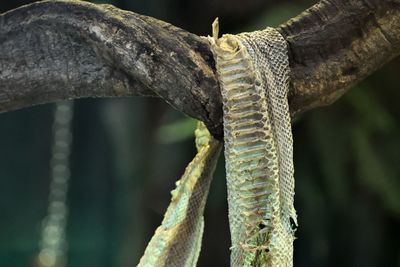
left=209, top=20, right=296, bottom=267
left=138, top=122, right=222, bottom=267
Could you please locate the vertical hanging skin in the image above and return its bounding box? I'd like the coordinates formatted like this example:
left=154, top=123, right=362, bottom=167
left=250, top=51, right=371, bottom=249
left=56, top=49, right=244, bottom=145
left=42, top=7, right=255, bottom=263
left=208, top=19, right=297, bottom=266
left=138, top=122, right=222, bottom=267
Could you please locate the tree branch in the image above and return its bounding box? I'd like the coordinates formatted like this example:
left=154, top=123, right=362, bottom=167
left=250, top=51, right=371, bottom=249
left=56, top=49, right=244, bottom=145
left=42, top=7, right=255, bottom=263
left=0, top=0, right=222, bottom=136
left=1, top=0, right=399, bottom=138
left=278, top=0, right=400, bottom=116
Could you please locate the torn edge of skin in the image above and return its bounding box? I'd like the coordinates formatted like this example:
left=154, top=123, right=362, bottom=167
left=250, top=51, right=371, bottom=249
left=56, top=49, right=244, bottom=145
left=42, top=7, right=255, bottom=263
left=212, top=17, right=219, bottom=42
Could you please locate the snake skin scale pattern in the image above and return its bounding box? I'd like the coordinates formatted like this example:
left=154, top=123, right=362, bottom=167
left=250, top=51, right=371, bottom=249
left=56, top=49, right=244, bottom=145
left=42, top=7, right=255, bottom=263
left=209, top=24, right=297, bottom=267
left=137, top=122, right=222, bottom=267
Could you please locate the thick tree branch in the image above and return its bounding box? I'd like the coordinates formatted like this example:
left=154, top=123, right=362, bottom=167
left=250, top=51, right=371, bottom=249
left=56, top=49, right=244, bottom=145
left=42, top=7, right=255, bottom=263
left=278, top=0, right=400, bottom=115
left=0, top=0, right=222, bottom=136
left=1, top=0, right=399, bottom=138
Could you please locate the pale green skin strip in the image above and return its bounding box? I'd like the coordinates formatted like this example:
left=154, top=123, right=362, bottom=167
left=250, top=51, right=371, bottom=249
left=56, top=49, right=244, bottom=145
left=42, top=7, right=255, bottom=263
left=209, top=19, right=296, bottom=267
left=137, top=122, right=222, bottom=267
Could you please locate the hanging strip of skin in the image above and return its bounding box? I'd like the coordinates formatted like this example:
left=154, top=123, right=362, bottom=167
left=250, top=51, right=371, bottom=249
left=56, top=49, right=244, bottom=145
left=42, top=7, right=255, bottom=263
left=138, top=122, right=222, bottom=267
left=208, top=19, right=297, bottom=267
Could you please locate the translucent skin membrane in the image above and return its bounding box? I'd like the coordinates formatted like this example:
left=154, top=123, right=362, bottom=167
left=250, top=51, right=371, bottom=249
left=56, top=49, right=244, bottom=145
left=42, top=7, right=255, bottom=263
left=209, top=20, right=297, bottom=267
left=138, top=122, right=222, bottom=267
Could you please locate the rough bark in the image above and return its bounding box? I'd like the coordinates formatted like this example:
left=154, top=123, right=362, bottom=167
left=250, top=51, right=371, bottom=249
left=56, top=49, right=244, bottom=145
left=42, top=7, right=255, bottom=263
left=0, top=0, right=222, bottom=136
left=278, top=0, right=400, bottom=116
left=1, top=0, right=399, bottom=138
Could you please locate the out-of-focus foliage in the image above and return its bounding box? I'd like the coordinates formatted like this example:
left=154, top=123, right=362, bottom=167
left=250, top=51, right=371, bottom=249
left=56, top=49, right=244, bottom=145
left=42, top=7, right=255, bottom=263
left=0, top=0, right=399, bottom=267
left=156, top=118, right=197, bottom=144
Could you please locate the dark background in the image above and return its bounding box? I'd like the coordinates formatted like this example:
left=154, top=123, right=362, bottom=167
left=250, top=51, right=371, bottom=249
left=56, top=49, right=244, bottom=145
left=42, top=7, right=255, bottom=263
left=1, top=0, right=400, bottom=266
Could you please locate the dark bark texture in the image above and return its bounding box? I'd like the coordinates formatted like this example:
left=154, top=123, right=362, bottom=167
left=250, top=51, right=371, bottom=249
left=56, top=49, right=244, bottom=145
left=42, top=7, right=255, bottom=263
left=279, top=0, right=400, bottom=116
left=1, top=0, right=399, bottom=138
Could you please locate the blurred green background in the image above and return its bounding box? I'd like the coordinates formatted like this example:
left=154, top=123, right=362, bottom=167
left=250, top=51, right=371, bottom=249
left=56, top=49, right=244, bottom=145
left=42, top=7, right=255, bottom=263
left=1, top=0, right=399, bottom=266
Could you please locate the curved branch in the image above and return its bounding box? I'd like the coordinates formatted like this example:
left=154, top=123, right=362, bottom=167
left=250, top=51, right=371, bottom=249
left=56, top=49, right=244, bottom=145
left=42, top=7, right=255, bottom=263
left=0, top=0, right=222, bottom=136
left=278, top=0, right=400, bottom=115
left=1, top=0, right=400, bottom=138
